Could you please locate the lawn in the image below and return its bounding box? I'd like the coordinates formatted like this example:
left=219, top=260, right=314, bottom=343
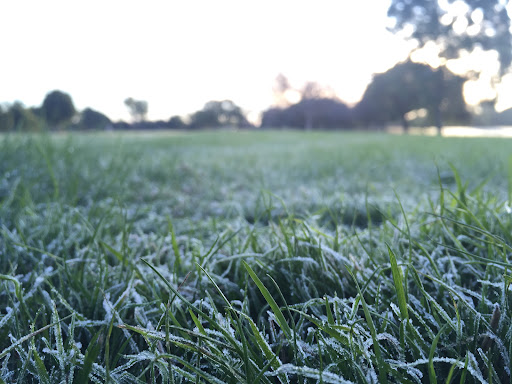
left=1, top=130, right=511, bottom=383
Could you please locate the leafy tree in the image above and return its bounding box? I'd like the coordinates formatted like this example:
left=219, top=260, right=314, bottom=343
left=356, top=60, right=468, bottom=132
left=42, top=90, right=76, bottom=129
left=388, top=0, right=512, bottom=69
left=189, top=100, right=249, bottom=129
left=261, top=98, right=352, bottom=130
left=124, top=97, right=148, bottom=122
left=297, top=83, right=339, bottom=129
left=0, top=105, right=13, bottom=132
left=0, top=102, right=43, bottom=131
left=168, top=115, right=187, bottom=129
left=77, top=108, right=111, bottom=130
left=388, top=0, right=512, bottom=132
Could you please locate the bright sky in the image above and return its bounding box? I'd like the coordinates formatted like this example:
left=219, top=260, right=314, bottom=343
left=1, top=1, right=510, bottom=123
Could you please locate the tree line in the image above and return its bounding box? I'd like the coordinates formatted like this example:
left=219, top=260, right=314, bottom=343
left=2, top=59, right=511, bottom=133
left=1, top=59, right=511, bottom=133
left=2, top=0, right=511, bottom=133
left=0, top=90, right=255, bottom=132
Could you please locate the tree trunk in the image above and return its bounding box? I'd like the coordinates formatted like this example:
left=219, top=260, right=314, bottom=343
left=401, top=114, right=409, bottom=134
left=434, top=104, right=442, bottom=136
left=305, top=111, right=313, bottom=130
left=434, top=68, right=444, bottom=136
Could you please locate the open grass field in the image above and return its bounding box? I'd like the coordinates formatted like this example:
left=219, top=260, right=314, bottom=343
left=1, top=130, right=512, bottom=383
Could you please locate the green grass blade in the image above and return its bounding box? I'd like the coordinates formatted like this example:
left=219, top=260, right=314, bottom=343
left=0, top=314, right=73, bottom=359
left=387, top=244, right=408, bottom=322
left=444, top=362, right=457, bottom=384
left=196, top=263, right=231, bottom=308
left=243, top=261, right=291, bottom=339
left=30, top=338, right=50, bottom=384
left=429, top=324, right=448, bottom=384
left=167, top=217, right=182, bottom=275
left=459, top=353, right=469, bottom=384
left=346, top=267, right=388, bottom=384
left=325, top=296, right=335, bottom=325
left=188, top=309, right=207, bottom=336
left=74, top=329, right=103, bottom=384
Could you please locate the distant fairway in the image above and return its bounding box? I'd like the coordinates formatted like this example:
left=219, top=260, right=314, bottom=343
left=1, top=130, right=511, bottom=383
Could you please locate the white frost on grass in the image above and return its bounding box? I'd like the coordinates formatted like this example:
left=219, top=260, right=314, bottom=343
left=267, top=364, right=356, bottom=384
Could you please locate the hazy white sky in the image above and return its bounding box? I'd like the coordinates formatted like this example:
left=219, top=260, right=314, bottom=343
left=1, top=1, right=510, bottom=122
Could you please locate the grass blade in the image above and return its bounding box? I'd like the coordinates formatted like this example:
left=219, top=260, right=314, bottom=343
left=243, top=261, right=291, bottom=339
left=387, top=244, right=408, bottom=322
left=346, top=267, right=388, bottom=384
left=429, top=324, right=448, bottom=384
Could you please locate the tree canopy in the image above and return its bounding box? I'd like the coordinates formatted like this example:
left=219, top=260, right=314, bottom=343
left=0, top=102, right=42, bottom=132
left=42, top=90, right=76, bottom=128
left=387, top=0, right=510, bottom=132
left=388, top=0, right=512, bottom=72
left=261, top=98, right=352, bottom=130
left=357, top=60, right=469, bottom=132
left=189, top=100, right=249, bottom=129
left=124, top=97, right=148, bottom=122
left=78, top=108, right=111, bottom=130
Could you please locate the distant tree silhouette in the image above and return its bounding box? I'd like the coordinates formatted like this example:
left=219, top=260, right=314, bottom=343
left=0, top=105, right=9, bottom=132
left=189, top=100, right=249, bottom=129
left=78, top=108, right=111, bottom=130
left=124, top=97, right=148, bottom=122
left=298, top=82, right=339, bottom=129
left=0, top=103, right=43, bottom=131
left=388, top=0, right=512, bottom=133
left=42, top=90, right=76, bottom=129
left=168, top=115, right=187, bottom=129
left=261, top=98, right=352, bottom=130
left=356, top=61, right=468, bottom=133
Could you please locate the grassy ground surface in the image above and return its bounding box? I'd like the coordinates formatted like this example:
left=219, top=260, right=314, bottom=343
left=1, top=130, right=511, bottom=383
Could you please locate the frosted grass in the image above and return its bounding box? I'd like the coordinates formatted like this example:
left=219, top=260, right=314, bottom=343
left=0, top=131, right=511, bottom=382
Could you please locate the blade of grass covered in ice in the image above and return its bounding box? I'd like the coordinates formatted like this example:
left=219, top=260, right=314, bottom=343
left=0, top=274, right=22, bottom=303
left=387, top=244, right=408, bottom=322
left=346, top=267, right=388, bottom=384
left=376, top=209, right=442, bottom=279
left=267, top=273, right=298, bottom=341
left=424, top=239, right=512, bottom=268
left=325, top=296, right=335, bottom=325
left=30, top=325, right=50, bottom=384
left=234, top=309, right=289, bottom=384
left=167, top=217, right=182, bottom=275
left=0, top=314, right=73, bottom=359
left=449, top=163, right=468, bottom=208
left=200, top=228, right=242, bottom=269
left=269, top=364, right=356, bottom=384
left=196, top=264, right=231, bottom=308
left=140, top=258, right=245, bottom=356
left=428, top=212, right=512, bottom=255
left=121, top=324, right=247, bottom=383
left=74, top=329, right=103, bottom=384
left=101, top=241, right=150, bottom=285
left=428, top=324, right=448, bottom=384
left=194, top=265, right=265, bottom=381
left=243, top=261, right=292, bottom=339
left=419, top=272, right=492, bottom=330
